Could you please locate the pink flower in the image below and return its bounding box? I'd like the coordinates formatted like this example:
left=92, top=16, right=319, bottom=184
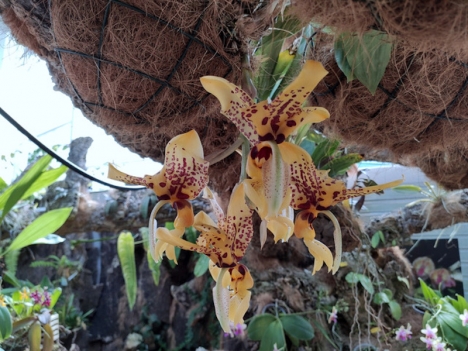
left=224, top=322, right=247, bottom=338
left=328, top=307, right=338, bottom=324
left=432, top=338, right=446, bottom=351
left=460, top=309, right=468, bottom=327
left=421, top=324, right=438, bottom=340
left=30, top=290, right=42, bottom=304
left=413, top=257, right=435, bottom=279
left=395, top=323, right=412, bottom=342
left=430, top=268, right=456, bottom=290
left=41, top=290, right=51, bottom=307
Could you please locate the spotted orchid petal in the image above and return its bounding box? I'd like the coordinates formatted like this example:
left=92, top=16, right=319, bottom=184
left=244, top=142, right=294, bottom=242
left=224, top=183, right=254, bottom=259
left=200, top=76, right=258, bottom=145
left=201, top=60, right=330, bottom=145
left=108, top=130, right=209, bottom=202
left=213, top=268, right=231, bottom=333
left=286, top=143, right=403, bottom=211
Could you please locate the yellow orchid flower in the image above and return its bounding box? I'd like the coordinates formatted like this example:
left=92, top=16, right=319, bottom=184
left=108, top=130, right=209, bottom=263
left=201, top=60, right=330, bottom=243
left=285, top=143, right=403, bottom=274
left=155, top=184, right=254, bottom=332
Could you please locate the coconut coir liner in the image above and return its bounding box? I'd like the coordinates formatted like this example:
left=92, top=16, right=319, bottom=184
left=291, top=0, right=468, bottom=60
left=1, top=0, right=268, bottom=193
left=308, top=33, right=468, bottom=162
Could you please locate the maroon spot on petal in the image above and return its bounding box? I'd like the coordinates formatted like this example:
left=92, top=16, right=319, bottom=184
left=261, top=117, right=268, bottom=125
left=286, top=120, right=296, bottom=127
left=147, top=183, right=154, bottom=189
left=250, top=146, right=259, bottom=159
left=259, top=133, right=275, bottom=142
left=276, top=134, right=286, bottom=144
left=173, top=200, right=187, bottom=210
left=159, top=182, right=166, bottom=187
left=222, top=252, right=228, bottom=258
left=158, top=194, right=170, bottom=200
left=177, top=192, right=190, bottom=200
left=252, top=109, right=258, bottom=113
left=238, top=265, right=246, bottom=275
left=257, top=146, right=272, bottom=161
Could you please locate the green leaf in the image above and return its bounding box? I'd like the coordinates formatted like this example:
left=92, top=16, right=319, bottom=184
left=0, top=177, right=7, bottom=193
left=254, top=15, right=302, bottom=101
left=5, top=249, right=20, bottom=276
left=419, top=279, right=440, bottom=306
left=260, top=319, right=286, bottom=351
left=422, top=311, right=431, bottom=327
left=439, top=301, right=468, bottom=337
left=2, top=271, right=20, bottom=288
left=334, top=30, right=393, bottom=95
left=194, top=254, right=209, bottom=277
left=0, top=306, right=12, bottom=341
left=322, top=153, right=363, bottom=177
left=0, top=155, right=52, bottom=222
left=49, top=287, right=62, bottom=309
left=117, top=231, right=137, bottom=310
left=28, top=321, right=42, bottom=351
left=371, top=232, right=381, bottom=249
left=345, top=272, right=360, bottom=284
left=21, top=165, right=68, bottom=200
left=5, top=207, right=72, bottom=254
left=373, top=290, right=391, bottom=305
left=311, top=139, right=340, bottom=167
left=397, top=276, right=410, bottom=290
left=185, top=226, right=198, bottom=244
left=279, top=314, right=314, bottom=340
left=358, top=274, right=375, bottom=295
left=147, top=251, right=161, bottom=286
left=456, top=295, right=468, bottom=313
left=247, top=314, right=277, bottom=341
left=438, top=319, right=468, bottom=351
left=388, top=300, right=402, bottom=321
left=42, top=323, right=54, bottom=351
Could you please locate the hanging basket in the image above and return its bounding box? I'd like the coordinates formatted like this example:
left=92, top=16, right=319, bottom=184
left=1, top=0, right=268, bottom=191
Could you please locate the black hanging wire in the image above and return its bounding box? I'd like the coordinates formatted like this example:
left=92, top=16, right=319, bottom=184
left=0, top=106, right=146, bottom=191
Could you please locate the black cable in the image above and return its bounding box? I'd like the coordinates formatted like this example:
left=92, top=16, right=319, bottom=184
left=0, top=106, right=146, bottom=191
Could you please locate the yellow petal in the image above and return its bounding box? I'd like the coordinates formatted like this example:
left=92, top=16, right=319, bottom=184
left=173, top=200, right=194, bottom=229
left=213, top=268, right=231, bottom=333
left=108, top=163, right=148, bottom=186
left=203, top=187, right=225, bottom=224
left=200, top=76, right=258, bottom=144
left=261, top=142, right=290, bottom=218
left=294, top=210, right=317, bottom=240
left=194, top=211, right=217, bottom=229
left=225, top=184, right=254, bottom=260
left=322, top=210, right=342, bottom=274
left=286, top=141, right=403, bottom=211
left=229, top=291, right=251, bottom=325
left=304, top=239, right=334, bottom=274
left=108, top=130, right=209, bottom=202
left=158, top=131, right=210, bottom=201
left=251, top=60, right=329, bottom=142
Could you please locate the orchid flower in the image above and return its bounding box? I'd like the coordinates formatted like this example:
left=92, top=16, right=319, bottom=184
left=395, top=323, right=412, bottom=342
left=201, top=60, right=329, bottom=244
left=154, top=184, right=254, bottom=332
left=108, top=130, right=209, bottom=263
left=287, top=144, right=403, bottom=273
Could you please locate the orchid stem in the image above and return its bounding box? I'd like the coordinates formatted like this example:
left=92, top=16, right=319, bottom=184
left=240, top=135, right=250, bottom=182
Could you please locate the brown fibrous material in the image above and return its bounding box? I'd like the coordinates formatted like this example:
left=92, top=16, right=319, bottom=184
left=1, top=0, right=271, bottom=193
left=291, top=0, right=468, bottom=59
left=308, top=33, right=468, bottom=182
